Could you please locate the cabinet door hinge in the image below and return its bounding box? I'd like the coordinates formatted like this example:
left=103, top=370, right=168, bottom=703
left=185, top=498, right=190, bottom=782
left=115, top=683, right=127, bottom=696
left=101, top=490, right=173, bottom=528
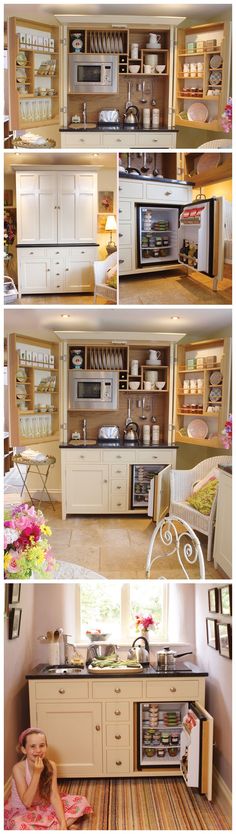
left=60, top=106, right=67, bottom=114
left=60, top=37, right=67, bottom=46
left=60, top=354, right=67, bottom=362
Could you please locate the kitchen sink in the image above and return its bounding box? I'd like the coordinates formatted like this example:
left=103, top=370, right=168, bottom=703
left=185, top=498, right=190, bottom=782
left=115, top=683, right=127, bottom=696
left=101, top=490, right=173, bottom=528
left=69, top=439, right=97, bottom=446
left=45, top=666, right=83, bottom=675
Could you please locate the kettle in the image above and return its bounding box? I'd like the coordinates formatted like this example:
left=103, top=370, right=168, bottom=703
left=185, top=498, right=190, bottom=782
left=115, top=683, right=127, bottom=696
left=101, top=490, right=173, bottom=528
left=123, top=105, right=139, bottom=126
left=123, top=421, right=140, bottom=442
left=130, top=636, right=149, bottom=665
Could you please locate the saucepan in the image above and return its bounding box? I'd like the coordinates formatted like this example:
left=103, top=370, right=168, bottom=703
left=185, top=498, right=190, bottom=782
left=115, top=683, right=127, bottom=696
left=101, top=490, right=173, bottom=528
left=156, top=647, right=192, bottom=671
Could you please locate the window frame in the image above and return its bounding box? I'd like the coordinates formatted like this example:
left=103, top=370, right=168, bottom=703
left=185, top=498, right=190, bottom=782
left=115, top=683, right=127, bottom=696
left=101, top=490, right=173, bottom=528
left=75, top=582, right=169, bottom=644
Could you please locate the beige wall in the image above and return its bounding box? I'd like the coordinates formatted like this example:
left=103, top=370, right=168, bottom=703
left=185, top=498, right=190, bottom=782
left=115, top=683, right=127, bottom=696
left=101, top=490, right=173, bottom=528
left=97, top=166, right=117, bottom=259
left=195, top=584, right=232, bottom=790
left=4, top=585, right=35, bottom=782
left=193, top=179, right=232, bottom=203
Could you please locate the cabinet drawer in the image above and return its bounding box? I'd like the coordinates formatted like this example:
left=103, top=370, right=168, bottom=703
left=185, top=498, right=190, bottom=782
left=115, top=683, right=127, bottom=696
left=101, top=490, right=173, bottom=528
left=111, top=479, right=127, bottom=494
left=67, top=246, right=97, bottom=261
left=139, top=132, right=176, bottom=149
left=119, top=248, right=133, bottom=274
left=102, top=450, right=135, bottom=463
left=119, top=181, right=144, bottom=200
left=106, top=748, right=130, bottom=774
left=145, top=678, right=200, bottom=701
left=145, top=182, right=191, bottom=204
left=46, top=248, right=64, bottom=258
left=135, top=450, right=176, bottom=465
left=101, top=133, right=134, bottom=148
left=119, top=202, right=131, bottom=221
left=35, top=680, right=89, bottom=701
left=62, top=449, right=102, bottom=464
left=106, top=701, right=130, bottom=722
left=92, top=680, right=143, bottom=700
left=111, top=464, right=127, bottom=477
left=119, top=224, right=132, bottom=246
left=110, top=495, right=128, bottom=513
left=19, top=248, right=47, bottom=259
left=61, top=132, right=102, bottom=149
left=106, top=723, right=130, bottom=748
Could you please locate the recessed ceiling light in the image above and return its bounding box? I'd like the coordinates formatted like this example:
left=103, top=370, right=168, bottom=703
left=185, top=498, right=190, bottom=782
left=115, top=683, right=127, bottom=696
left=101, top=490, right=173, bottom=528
left=171, top=316, right=180, bottom=320
left=60, top=314, right=71, bottom=318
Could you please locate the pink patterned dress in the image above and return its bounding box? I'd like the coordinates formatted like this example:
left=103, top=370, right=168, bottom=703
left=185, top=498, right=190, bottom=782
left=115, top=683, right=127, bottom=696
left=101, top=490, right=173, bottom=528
left=4, top=760, right=93, bottom=830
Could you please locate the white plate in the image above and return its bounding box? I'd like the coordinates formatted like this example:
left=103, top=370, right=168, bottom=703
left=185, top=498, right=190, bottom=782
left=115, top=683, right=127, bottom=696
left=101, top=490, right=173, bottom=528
left=110, top=351, right=114, bottom=369
left=106, top=352, right=110, bottom=369
left=110, top=34, right=114, bottom=52
left=90, top=33, right=94, bottom=52
left=209, top=370, right=222, bottom=385
left=209, top=54, right=222, bottom=69
left=98, top=351, right=103, bottom=369
left=103, top=350, right=107, bottom=369
left=114, top=34, right=119, bottom=52
left=114, top=351, right=119, bottom=369
left=187, top=102, right=208, bottom=122
left=90, top=349, right=94, bottom=369
left=119, top=351, right=123, bottom=370
left=98, top=33, right=102, bottom=52
left=187, top=419, right=208, bottom=439
left=102, top=33, right=106, bottom=52
left=94, top=349, right=98, bottom=369
left=94, top=33, right=98, bottom=53
left=119, top=35, right=123, bottom=52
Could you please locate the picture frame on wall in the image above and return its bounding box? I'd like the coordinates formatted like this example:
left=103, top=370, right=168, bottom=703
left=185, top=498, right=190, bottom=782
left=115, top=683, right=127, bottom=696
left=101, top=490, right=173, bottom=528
left=208, top=587, right=219, bottom=613
left=217, top=623, right=232, bottom=659
left=219, top=585, right=232, bottom=617
left=8, top=584, right=21, bottom=604
left=9, top=608, right=22, bottom=640
left=206, top=617, right=218, bottom=650
left=98, top=191, right=114, bottom=213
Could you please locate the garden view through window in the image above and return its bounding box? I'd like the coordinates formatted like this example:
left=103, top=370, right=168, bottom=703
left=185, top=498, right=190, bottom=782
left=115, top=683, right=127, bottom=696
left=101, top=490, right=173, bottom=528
left=79, top=582, right=168, bottom=642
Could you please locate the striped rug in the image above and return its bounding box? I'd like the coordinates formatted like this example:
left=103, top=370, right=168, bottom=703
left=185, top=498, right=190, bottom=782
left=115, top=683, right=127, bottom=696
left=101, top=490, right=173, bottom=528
left=58, top=777, right=231, bottom=830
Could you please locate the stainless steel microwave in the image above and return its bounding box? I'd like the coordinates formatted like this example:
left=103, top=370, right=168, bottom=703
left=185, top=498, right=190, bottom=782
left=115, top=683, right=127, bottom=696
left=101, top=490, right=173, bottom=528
left=68, top=370, right=119, bottom=411
left=68, top=53, right=118, bottom=94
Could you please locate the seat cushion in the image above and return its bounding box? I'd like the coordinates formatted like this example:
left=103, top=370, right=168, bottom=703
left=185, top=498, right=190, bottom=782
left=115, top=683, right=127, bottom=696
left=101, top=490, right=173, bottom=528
left=186, top=479, right=218, bottom=515
left=170, top=501, right=211, bottom=534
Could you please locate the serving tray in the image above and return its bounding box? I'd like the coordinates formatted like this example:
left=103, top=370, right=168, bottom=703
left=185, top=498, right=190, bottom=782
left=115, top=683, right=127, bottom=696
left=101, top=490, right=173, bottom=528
left=87, top=663, right=143, bottom=675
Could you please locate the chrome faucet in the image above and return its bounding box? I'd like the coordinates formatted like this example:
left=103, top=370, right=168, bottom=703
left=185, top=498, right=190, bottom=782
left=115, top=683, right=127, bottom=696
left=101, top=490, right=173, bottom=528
left=83, top=418, right=87, bottom=443
left=62, top=634, right=76, bottom=664
left=82, top=101, right=87, bottom=125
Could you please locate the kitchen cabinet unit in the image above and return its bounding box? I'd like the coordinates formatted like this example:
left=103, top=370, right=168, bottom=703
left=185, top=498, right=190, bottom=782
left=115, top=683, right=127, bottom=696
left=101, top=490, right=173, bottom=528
left=8, top=17, right=59, bottom=131
left=175, top=21, right=231, bottom=134
left=8, top=333, right=59, bottom=446
left=28, top=667, right=213, bottom=799
left=213, top=465, right=232, bottom=577
left=15, top=168, right=98, bottom=296
left=181, top=152, right=232, bottom=188
left=119, top=173, right=231, bottom=290
left=61, top=130, right=177, bottom=150
left=174, top=338, right=231, bottom=449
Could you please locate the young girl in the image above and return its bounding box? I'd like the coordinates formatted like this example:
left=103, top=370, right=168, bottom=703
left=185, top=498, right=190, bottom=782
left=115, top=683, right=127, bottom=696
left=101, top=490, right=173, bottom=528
left=4, top=727, right=93, bottom=830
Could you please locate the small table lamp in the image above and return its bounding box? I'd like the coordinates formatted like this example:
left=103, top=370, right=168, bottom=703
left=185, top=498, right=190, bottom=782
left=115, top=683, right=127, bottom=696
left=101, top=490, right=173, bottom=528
left=105, top=214, right=117, bottom=254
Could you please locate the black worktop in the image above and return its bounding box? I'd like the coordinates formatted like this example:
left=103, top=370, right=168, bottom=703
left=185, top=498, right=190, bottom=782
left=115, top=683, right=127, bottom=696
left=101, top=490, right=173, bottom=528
left=60, top=125, right=178, bottom=133
left=59, top=442, right=178, bottom=450
left=119, top=172, right=192, bottom=185
left=26, top=662, right=207, bottom=680
left=16, top=243, right=99, bottom=249
left=218, top=464, right=232, bottom=475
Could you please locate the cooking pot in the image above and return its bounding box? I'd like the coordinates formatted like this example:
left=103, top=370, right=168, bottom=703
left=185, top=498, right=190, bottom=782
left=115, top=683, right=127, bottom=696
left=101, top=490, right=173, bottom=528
left=123, top=105, right=139, bottom=126
left=129, top=636, right=149, bottom=665
left=123, top=421, right=140, bottom=442
left=156, top=647, right=192, bottom=671
left=86, top=643, right=117, bottom=665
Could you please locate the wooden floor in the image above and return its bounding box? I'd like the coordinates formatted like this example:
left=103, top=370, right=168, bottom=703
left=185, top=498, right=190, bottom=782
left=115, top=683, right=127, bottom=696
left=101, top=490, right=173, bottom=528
left=14, top=293, right=115, bottom=306
left=40, top=502, right=225, bottom=580
left=119, top=265, right=232, bottom=306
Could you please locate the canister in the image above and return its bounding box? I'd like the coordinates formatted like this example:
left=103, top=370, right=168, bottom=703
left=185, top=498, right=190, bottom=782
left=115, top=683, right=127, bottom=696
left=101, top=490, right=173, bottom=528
left=131, top=359, right=139, bottom=375
left=152, top=425, right=160, bottom=445
left=131, top=43, right=139, bottom=60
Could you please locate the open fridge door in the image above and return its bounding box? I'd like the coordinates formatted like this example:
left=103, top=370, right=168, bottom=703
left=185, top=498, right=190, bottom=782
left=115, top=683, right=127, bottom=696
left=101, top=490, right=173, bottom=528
left=178, top=199, right=219, bottom=277
left=180, top=702, right=213, bottom=801
left=149, top=464, right=171, bottom=522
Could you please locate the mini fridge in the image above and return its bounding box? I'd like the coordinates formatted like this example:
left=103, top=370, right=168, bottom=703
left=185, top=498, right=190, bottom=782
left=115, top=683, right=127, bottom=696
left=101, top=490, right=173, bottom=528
left=137, top=198, right=229, bottom=277
left=137, top=700, right=213, bottom=799
left=131, top=464, right=166, bottom=508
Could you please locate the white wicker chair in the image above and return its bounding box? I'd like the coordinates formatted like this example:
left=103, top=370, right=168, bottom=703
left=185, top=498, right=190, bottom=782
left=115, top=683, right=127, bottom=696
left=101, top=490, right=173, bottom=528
left=170, top=456, right=232, bottom=561
left=93, top=252, right=117, bottom=303
left=146, top=515, right=205, bottom=579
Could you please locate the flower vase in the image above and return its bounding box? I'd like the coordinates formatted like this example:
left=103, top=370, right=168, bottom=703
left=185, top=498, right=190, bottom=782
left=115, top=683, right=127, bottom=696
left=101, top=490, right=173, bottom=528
left=140, top=629, right=149, bottom=646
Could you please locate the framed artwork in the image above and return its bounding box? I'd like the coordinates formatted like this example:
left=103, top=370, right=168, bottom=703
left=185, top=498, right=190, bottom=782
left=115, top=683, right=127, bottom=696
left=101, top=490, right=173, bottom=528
left=219, top=585, right=232, bottom=617
left=8, top=584, right=21, bottom=604
left=98, top=191, right=114, bottom=213
left=217, top=623, right=232, bottom=659
left=208, top=587, right=219, bottom=613
left=97, top=213, right=108, bottom=233
left=4, top=190, right=13, bottom=207
left=69, top=346, right=85, bottom=370
left=9, top=607, right=22, bottom=640
left=206, top=617, right=218, bottom=650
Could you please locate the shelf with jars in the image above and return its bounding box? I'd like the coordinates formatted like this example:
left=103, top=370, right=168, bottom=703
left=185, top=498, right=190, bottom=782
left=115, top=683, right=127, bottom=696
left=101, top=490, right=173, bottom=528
left=8, top=333, right=59, bottom=446
left=8, top=17, right=59, bottom=130
left=175, top=21, right=231, bottom=133
left=175, top=338, right=231, bottom=447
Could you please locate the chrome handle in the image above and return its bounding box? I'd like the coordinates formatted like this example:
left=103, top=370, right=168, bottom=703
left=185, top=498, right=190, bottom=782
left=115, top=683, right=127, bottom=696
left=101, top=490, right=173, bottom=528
left=56, top=285, right=60, bottom=288
left=56, top=251, right=60, bottom=254
left=56, top=273, right=60, bottom=276
left=115, top=709, right=121, bottom=716
left=119, top=186, right=122, bottom=192
left=116, top=486, right=121, bottom=490
left=165, top=191, right=172, bottom=196
left=95, top=724, right=101, bottom=731
left=116, top=455, right=122, bottom=459
left=115, top=734, right=121, bottom=740
left=58, top=688, right=65, bottom=694
left=116, top=760, right=122, bottom=765
left=115, top=687, right=121, bottom=693
left=30, top=251, right=34, bottom=254
left=170, top=686, right=176, bottom=693
left=65, top=268, right=69, bottom=271
left=119, top=259, right=124, bottom=264
left=81, top=251, right=85, bottom=254
left=119, top=233, right=123, bottom=238
left=46, top=268, right=50, bottom=272
left=116, top=139, right=122, bottom=142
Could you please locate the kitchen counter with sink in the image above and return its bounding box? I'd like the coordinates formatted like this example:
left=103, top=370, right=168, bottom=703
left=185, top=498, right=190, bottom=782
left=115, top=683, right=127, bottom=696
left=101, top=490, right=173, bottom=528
left=26, top=662, right=207, bottom=679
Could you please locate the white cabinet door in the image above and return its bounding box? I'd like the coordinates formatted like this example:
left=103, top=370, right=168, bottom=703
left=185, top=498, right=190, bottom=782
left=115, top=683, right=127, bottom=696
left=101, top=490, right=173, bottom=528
left=65, top=254, right=94, bottom=292
left=18, top=257, right=50, bottom=294
left=65, top=464, right=109, bottom=513
left=36, top=701, right=102, bottom=777
left=76, top=173, right=97, bottom=242
left=152, top=464, right=171, bottom=522
left=57, top=173, right=78, bottom=243
left=37, top=173, right=58, bottom=242
left=17, top=172, right=57, bottom=243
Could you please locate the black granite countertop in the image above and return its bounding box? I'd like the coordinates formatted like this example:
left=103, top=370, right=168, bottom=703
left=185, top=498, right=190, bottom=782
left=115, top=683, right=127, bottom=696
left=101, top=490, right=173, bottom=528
left=119, top=172, right=192, bottom=185
left=26, top=662, right=207, bottom=680
left=60, top=125, right=178, bottom=133
left=218, top=464, right=232, bottom=475
left=59, top=442, right=178, bottom=450
left=16, top=242, right=99, bottom=249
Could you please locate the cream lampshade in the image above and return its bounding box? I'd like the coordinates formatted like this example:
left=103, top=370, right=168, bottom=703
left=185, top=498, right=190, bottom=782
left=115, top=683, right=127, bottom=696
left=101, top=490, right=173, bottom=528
left=105, top=214, right=117, bottom=254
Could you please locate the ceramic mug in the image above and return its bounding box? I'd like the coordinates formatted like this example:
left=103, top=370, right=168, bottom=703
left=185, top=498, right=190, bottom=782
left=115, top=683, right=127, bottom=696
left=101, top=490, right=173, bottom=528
left=144, top=381, right=152, bottom=391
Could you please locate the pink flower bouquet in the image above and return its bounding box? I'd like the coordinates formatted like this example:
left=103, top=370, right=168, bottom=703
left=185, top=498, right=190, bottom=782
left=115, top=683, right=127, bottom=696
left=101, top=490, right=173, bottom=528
left=219, top=414, right=232, bottom=449
left=221, top=98, right=232, bottom=133
left=4, top=504, right=56, bottom=579
left=135, top=614, right=156, bottom=633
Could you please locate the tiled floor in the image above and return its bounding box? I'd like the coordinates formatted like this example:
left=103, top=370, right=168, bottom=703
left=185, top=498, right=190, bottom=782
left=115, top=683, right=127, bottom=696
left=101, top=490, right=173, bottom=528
left=37, top=501, right=225, bottom=580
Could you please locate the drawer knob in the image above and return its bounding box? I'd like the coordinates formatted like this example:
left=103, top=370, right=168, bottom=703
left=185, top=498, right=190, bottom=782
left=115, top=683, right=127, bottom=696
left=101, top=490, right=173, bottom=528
left=54, top=206, right=57, bottom=209
left=119, top=209, right=122, bottom=214
left=80, top=454, right=84, bottom=458
left=165, top=191, right=172, bottom=196
left=104, top=479, right=108, bottom=483
left=116, top=760, right=122, bottom=765
left=46, top=269, right=50, bottom=272
left=56, top=251, right=60, bottom=254
left=116, top=455, right=122, bottom=459
left=81, top=251, right=85, bottom=254
left=170, top=686, right=176, bottom=693
left=65, top=268, right=69, bottom=271
left=56, top=273, right=60, bottom=276
left=95, top=725, right=101, bottom=731
left=56, top=285, right=60, bottom=288
left=119, top=233, right=123, bottom=238
left=80, top=138, right=85, bottom=142
left=58, top=688, right=65, bottom=694
left=116, top=486, right=121, bottom=490
left=115, top=734, right=121, bottom=740
left=117, top=503, right=122, bottom=507
left=119, top=187, right=122, bottom=192
left=119, top=260, right=124, bottom=264
left=116, top=139, right=122, bottom=142
left=115, top=709, right=121, bottom=716
left=30, top=251, right=34, bottom=255
left=114, top=687, right=121, bottom=693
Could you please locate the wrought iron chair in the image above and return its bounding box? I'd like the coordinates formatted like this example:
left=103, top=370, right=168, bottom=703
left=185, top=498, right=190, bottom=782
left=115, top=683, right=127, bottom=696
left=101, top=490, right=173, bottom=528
left=146, top=515, right=205, bottom=579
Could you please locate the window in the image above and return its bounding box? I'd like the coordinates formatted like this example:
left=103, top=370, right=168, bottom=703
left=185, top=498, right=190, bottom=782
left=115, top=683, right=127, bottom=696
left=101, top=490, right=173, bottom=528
left=77, top=582, right=168, bottom=643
